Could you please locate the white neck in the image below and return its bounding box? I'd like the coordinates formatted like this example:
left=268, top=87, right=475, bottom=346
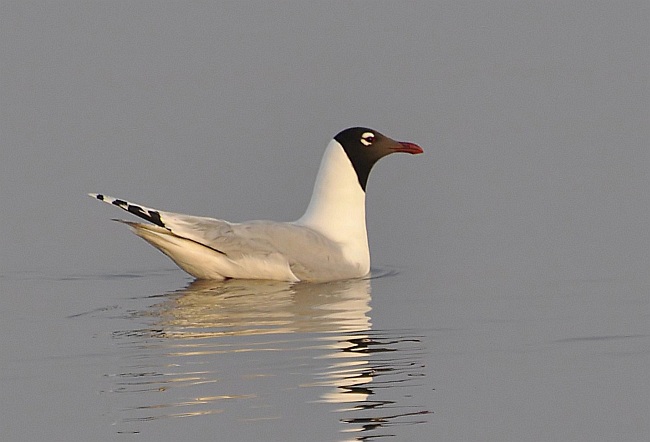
left=296, top=140, right=370, bottom=270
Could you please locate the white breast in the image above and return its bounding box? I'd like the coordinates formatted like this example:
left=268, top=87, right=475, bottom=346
left=296, top=140, right=370, bottom=275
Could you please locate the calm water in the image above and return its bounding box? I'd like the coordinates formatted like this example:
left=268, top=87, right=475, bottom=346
left=2, top=267, right=648, bottom=441
left=1, top=269, right=432, bottom=441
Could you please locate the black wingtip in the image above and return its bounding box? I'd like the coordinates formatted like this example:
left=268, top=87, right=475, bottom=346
left=91, top=193, right=167, bottom=230
left=126, top=204, right=165, bottom=228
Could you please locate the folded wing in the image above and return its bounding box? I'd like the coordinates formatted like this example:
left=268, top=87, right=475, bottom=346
left=90, top=194, right=354, bottom=281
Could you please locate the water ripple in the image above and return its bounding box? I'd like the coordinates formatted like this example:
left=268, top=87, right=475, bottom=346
left=102, top=277, right=431, bottom=439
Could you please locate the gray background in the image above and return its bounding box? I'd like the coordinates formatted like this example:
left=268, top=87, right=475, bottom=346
left=1, top=2, right=649, bottom=441
left=3, top=1, right=646, bottom=282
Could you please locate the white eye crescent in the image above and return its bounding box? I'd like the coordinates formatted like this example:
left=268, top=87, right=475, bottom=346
left=360, top=132, right=375, bottom=146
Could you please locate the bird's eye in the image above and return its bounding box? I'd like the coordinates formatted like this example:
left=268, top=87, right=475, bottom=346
left=360, top=132, right=375, bottom=146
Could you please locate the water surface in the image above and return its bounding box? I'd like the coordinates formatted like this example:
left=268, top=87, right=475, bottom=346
left=1, top=269, right=434, bottom=441
left=3, top=268, right=648, bottom=441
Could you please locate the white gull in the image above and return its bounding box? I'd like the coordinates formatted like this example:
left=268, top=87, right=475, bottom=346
left=90, top=127, right=423, bottom=282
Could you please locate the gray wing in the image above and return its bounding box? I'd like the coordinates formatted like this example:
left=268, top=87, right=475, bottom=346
left=90, top=193, right=350, bottom=280
left=169, top=216, right=351, bottom=280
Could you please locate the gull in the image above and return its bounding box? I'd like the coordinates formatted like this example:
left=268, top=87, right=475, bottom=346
left=90, top=127, right=423, bottom=282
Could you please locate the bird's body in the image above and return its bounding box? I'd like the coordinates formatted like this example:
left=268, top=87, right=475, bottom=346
left=91, top=127, right=422, bottom=282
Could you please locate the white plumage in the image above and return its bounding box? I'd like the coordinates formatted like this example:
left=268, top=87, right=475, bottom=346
left=90, top=127, right=422, bottom=281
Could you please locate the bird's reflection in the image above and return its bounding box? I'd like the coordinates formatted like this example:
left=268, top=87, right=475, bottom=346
left=109, top=276, right=429, bottom=439
left=156, top=278, right=372, bottom=337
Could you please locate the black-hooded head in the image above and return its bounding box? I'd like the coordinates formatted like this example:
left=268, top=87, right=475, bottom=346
left=334, top=127, right=423, bottom=191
